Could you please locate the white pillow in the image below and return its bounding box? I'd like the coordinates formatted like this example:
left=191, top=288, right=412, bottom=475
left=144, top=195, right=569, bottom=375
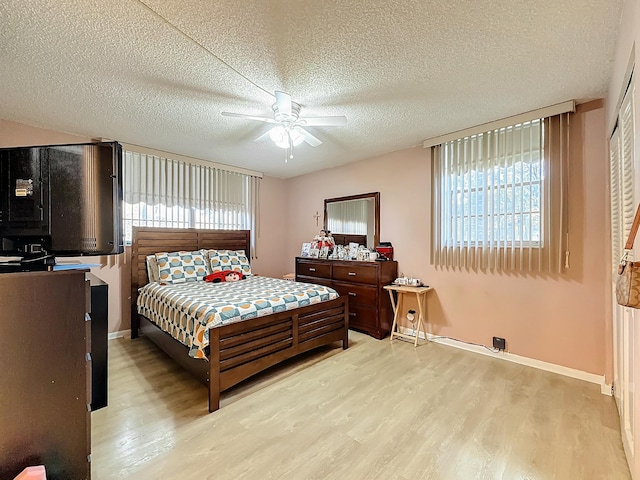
left=146, top=255, right=160, bottom=283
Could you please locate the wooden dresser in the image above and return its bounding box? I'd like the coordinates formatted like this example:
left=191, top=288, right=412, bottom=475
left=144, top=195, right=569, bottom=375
left=0, top=270, right=91, bottom=480
left=295, top=257, right=398, bottom=339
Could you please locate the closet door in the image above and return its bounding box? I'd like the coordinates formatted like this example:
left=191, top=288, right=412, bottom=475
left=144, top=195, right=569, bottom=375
left=610, top=79, right=636, bottom=471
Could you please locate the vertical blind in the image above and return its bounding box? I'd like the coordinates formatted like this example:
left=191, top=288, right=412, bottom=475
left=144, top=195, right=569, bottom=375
left=123, top=151, right=260, bottom=257
left=610, top=80, right=636, bottom=271
left=431, top=113, right=570, bottom=273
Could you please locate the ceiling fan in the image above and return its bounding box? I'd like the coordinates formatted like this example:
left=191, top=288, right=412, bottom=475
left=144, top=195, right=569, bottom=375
left=221, top=91, right=347, bottom=160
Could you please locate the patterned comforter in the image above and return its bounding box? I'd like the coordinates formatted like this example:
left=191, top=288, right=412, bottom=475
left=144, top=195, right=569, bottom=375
left=137, top=276, right=339, bottom=359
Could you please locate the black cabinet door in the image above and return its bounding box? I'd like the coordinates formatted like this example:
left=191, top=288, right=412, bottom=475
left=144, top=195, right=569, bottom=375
left=88, top=275, right=108, bottom=411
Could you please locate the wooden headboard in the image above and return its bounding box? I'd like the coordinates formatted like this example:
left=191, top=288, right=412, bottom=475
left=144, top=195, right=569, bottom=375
left=130, top=227, right=251, bottom=336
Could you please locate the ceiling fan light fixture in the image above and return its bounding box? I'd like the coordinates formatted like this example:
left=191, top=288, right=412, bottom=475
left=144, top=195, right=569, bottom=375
left=269, top=125, right=290, bottom=148
left=268, top=125, right=305, bottom=149
left=222, top=90, right=347, bottom=154
left=289, top=127, right=305, bottom=147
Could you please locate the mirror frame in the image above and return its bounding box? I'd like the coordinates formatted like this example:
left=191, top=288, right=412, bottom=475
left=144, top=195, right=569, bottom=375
left=324, top=192, right=380, bottom=248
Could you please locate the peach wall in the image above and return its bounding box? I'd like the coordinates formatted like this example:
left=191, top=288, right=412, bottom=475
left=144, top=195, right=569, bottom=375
left=0, top=119, right=92, bottom=145
left=0, top=120, right=289, bottom=333
left=251, top=175, right=289, bottom=278
left=286, top=101, right=609, bottom=377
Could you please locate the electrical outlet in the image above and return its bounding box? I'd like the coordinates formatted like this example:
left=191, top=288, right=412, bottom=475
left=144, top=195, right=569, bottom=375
left=493, top=336, right=506, bottom=351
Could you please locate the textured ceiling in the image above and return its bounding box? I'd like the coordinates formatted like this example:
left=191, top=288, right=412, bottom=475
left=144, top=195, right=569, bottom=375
left=0, top=0, right=622, bottom=178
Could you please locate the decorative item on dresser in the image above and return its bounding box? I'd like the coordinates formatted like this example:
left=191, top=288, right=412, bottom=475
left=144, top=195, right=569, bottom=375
left=296, top=257, right=398, bottom=339
left=131, top=227, right=349, bottom=413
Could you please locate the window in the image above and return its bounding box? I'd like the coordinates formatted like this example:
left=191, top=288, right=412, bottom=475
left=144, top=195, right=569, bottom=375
left=431, top=114, right=569, bottom=273
left=443, top=120, right=542, bottom=246
left=122, top=150, right=260, bottom=255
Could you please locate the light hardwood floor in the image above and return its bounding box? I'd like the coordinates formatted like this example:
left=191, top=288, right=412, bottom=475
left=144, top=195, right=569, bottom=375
left=92, top=332, right=630, bottom=480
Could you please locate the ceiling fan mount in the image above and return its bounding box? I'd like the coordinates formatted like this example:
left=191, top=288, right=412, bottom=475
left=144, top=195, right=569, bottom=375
left=222, top=91, right=347, bottom=159
left=272, top=100, right=301, bottom=124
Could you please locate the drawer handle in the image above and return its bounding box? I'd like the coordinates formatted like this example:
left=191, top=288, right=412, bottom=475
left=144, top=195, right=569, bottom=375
left=309, top=268, right=316, bottom=272
left=349, top=312, right=357, bottom=317
left=348, top=272, right=357, bottom=276
left=348, top=292, right=357, bottom=297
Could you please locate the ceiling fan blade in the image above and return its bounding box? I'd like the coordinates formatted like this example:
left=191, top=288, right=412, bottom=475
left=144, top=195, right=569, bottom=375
left=299, top=127, right=323, bottom=147
left=221, top=112, right=276, bottom=123
left=254, top=128, right=274, bottom=142
left=275, top=91, right=292, bottom=117
left=298, top=116, right=347, bottom=127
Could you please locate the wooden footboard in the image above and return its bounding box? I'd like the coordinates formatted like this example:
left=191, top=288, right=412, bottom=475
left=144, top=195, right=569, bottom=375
left=139, top=296, right=348, bottom=412
left=210, top=296, right=348, bottom=411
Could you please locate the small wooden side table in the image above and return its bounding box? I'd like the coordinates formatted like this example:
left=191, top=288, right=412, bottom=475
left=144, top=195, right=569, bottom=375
left=383, top=284, right=433, bottom=346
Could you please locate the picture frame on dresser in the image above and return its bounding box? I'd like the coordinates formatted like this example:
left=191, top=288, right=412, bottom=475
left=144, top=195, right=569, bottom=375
left=348, top=242, right=359, bottom=259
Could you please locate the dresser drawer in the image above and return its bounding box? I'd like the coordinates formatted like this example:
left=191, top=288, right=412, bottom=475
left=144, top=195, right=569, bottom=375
left=348, top=304, right=378, bottom=330
left=296, top=275, right=333, bottom=288
left=332, top=281, right=377, bottom=306
left=332, top=264, right=377, bottom=284
left=296, top=260, right=331, bottom=278
left=295, top=257, right=397, bottom=339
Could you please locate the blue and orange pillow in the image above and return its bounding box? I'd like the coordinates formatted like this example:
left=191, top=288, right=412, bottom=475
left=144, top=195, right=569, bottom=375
left=207, top=249, right=252, bottom=276
left=155, top=250, right=208, bottom=284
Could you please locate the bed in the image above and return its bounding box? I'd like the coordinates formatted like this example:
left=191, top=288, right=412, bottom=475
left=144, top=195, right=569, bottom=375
left=130, top=226, right=349, bottom=412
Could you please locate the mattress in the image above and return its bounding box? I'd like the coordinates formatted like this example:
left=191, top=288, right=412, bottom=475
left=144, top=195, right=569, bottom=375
left=137, top=276, right=339, bottom=359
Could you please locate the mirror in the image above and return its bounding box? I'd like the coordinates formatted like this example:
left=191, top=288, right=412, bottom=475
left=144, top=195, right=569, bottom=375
left=324, top=192, right=380, bottom=248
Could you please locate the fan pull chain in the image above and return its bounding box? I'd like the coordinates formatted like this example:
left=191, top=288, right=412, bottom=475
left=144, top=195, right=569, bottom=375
left=287, top=132, right=294, bottom=162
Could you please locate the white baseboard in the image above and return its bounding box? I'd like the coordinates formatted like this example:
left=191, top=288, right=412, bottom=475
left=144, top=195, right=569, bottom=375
left=108, top=329, right=131, bottom=340
left=397, top=326, right=610, bottom=396
left=601, top=382, right=613, bottom=396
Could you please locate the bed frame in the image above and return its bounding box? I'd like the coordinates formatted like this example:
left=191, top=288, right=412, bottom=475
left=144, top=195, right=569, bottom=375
left=130, top=227, right=349, bottom=412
